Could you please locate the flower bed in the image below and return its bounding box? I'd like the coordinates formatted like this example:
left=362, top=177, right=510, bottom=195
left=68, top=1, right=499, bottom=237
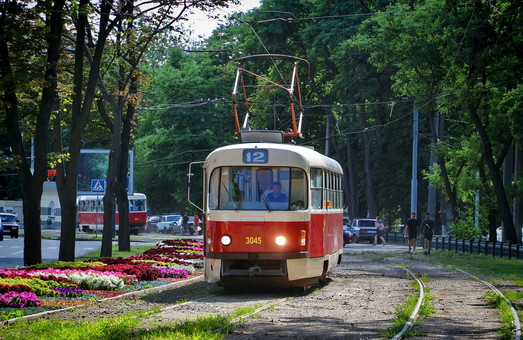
left=0, top=239, right=204, bottom=321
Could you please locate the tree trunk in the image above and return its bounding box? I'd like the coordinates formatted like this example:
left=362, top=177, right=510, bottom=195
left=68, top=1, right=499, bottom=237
left=346, top=136, right=359, bottom=218
left=358, top=104, right=377, bottom=217
left=56, top=0, right=116, bottom=261
left=1, top=0, right=65, bottom=265
left=101, top=184, right=115, bottom=257
left=468, top=98, right=517, bottom=242
left=117, top=71, right=138, bottom=251
left=428, top=111, right=458, bottom=221
left=55, top=0, right=87, bottom=262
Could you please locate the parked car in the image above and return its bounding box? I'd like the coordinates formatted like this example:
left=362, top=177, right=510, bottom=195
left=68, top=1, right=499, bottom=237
left=146, top=216, right=160, bottom=233
left=156, top=214, right=181, bottom=233
left=0, top=221, right=3, bottom=241
left=343, top=225, right=355, bottom=246
left=350, top=218, right=378, bottom=243
left=0, top=213, right=19, bottom=238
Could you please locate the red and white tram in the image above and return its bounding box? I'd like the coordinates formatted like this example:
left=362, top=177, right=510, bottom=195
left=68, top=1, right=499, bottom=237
left=77, top=193, right=147, bottom=235
left=201, top=131, right=344, bottom=288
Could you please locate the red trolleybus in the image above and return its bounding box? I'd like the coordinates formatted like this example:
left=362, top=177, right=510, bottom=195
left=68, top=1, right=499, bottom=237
left=77, top=193, right=147, bottom=235
left=200, top=131, right=344, bottom=288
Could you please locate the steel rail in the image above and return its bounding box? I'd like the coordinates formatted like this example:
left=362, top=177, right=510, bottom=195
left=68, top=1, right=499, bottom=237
left=457, top=269, right=521, bottom=340
left=390, top=264, right=426, bottom=340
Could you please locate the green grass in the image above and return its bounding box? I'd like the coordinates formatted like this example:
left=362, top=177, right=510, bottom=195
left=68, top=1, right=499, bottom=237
left=76, top=245, right=156, bottom=261
left=409, top=251, right=523, bottom=282
left=0, top=305, right=242, bottom=340
left=381, top=275, right=435, bottom=338
left=485, top=292, right=518, bottom=340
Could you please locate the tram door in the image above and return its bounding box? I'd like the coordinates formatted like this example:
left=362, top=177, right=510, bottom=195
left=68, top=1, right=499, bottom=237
left=256, top=169, right=273, bottom=200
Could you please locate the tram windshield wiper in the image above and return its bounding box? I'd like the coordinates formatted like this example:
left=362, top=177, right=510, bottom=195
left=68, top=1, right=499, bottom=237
left=258, top=182, right=272, bottom=212
left=222, top=182, right=239, bottom=210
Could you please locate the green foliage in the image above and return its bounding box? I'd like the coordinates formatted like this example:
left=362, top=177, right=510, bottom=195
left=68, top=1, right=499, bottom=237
left=135, top=46, right=235, bottom=213
left=448, top=212, right=482, bottom=240
left=0, top=309, right=22, bottom=321
left=132, top=0, right=523, bottom=226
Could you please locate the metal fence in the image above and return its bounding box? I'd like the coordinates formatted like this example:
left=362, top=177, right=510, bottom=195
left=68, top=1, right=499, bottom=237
left=384, top=232, right=522, bottom=260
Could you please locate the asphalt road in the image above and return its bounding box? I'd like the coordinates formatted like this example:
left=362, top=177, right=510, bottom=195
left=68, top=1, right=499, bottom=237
left=0, top=230, right=204, bottom=268
left=0, top=236, right=103, bottom=268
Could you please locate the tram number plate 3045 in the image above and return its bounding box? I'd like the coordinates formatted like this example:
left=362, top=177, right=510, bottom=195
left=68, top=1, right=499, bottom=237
left=246, top=236, right=262, bottom=245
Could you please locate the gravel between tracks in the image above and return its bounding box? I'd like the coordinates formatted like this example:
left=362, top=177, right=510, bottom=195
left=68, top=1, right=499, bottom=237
left=36, top=251, right=508, bottom=339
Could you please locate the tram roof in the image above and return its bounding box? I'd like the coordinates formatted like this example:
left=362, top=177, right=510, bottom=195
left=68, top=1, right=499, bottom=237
left=206, top=142, right=343, bottom=173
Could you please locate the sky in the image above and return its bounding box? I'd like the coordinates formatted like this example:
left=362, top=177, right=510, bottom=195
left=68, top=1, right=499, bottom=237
left=185, top=0, right=261, bottom=40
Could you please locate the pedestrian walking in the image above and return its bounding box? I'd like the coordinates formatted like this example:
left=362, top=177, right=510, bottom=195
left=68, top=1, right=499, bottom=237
left=421, top=212, right=435, bottom=255
left=404, top=212, right=419, bottom=254
left=373, top=215, right=387, bottom=246
left=193, top=213, right=200, bottom=235
left=182, top=213, right=189, bottom=235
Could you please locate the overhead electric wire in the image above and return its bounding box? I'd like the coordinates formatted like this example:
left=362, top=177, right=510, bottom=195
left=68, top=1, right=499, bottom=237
left=239, top=1, right=484, bottom=25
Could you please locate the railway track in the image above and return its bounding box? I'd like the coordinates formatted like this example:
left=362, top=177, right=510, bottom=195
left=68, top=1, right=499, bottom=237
left=387, top=257, right=521, bottom=340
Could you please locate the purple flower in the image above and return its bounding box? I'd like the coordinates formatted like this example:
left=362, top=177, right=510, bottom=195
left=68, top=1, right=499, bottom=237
left=156, top=267, right=189, bottom=278
left=50, top=287, right=84, bottom=297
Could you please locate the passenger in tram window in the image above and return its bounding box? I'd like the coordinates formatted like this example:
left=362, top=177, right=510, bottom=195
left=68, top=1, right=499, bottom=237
left=404, top=212, right=419, bottom=254
left=266, top=181, right=288, bottom=202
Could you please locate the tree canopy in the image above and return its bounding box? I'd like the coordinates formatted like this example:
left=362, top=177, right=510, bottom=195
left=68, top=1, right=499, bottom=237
left=1, top=0, right=522, bottom=255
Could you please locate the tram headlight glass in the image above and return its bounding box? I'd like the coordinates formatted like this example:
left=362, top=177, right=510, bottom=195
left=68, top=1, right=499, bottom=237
left=275, top=235, right=287, bottom=246
left=221, top=235, right=232, bottom=246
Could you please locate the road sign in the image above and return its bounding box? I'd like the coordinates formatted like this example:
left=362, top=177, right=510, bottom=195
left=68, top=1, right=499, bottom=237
left=91, top=179, right=106, bottom=193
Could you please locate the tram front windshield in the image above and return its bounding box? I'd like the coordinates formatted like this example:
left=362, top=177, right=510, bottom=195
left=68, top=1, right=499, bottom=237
left=209, top=166, right=307, bottom=211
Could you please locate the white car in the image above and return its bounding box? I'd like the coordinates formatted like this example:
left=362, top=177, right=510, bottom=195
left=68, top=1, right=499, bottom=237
left=156, top=214, right=181, bottom=233
left=0, top=213, right=20, bottom=239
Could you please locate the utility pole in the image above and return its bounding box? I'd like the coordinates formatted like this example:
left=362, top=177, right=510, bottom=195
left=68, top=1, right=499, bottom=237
left=325, top=113, right=331, bottom=156
left=427, top=112, right=439, bottom=219
left=410, top=105, right=419, bottom=215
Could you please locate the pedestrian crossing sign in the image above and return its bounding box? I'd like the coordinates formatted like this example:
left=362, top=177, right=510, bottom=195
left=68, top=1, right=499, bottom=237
left=91, top=179, right=105, bottom=193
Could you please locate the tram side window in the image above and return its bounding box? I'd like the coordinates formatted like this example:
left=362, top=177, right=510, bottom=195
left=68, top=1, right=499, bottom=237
left=129, top=199, right=145, bottom=212
left=311, top=168, right=323, bottom=209
left=289, top=168, right=307, bottom=210
left=82, top=199, right=102, bottom=212
left=209, top=169, right=220, bottom=210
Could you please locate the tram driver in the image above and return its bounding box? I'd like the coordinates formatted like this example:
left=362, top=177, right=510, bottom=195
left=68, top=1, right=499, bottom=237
left=266, top=181, right=288, bottom=202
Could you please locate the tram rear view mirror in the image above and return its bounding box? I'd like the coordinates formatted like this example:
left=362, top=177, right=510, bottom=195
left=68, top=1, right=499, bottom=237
left=187, top=161, right=205, bottom=212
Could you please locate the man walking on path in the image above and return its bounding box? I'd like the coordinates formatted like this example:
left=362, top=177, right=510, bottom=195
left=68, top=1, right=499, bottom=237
left=404, top=212, right=419, bottom=254
left=421, top=212, right=435, bottom=255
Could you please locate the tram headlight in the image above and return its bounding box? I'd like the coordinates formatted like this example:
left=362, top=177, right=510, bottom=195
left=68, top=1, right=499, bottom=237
left=221, top=235, right=232, bottom=246
left=275, top=235, right=287, bottom=246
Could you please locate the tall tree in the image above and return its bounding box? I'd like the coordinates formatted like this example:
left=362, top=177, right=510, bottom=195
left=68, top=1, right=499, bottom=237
left=1, top=0, right=66, bottom=265
left=53, top=0, right=128, bottom=261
